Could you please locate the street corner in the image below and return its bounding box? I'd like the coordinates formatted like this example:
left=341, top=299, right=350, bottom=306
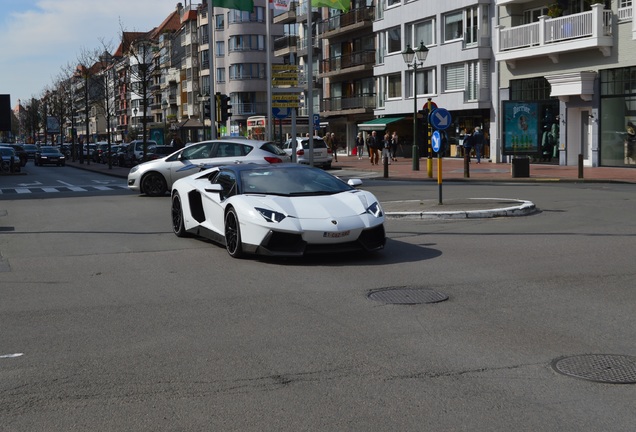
left=382, top=198, right=536, bottom=219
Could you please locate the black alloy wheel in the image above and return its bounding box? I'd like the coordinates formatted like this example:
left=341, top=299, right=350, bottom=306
left=171, top=193, right=189, bottom=237
left=141, top=172, right=168, bottom=197
left=224, top=208, right=243, bottom=258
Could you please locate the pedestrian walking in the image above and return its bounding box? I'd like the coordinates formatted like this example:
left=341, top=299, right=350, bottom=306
left=463, top=130, right=474, bottom=163
left=472, top=127, right=484, bottom=164
left=355, top=132, right=364, bottom=160
left=330, top=132, right=339, bottom=162
left=390, top=131, right=398, bottom=161
left=381, top=132, right=391, bottom=165
left=367, top=131, right=380, bottom=165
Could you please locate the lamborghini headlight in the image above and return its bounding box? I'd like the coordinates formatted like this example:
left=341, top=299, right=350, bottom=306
left=366, top=201, right=383, bottom=218
left=255, top=207, right=286, bottom=223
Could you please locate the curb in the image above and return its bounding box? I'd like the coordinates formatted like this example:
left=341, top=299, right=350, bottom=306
left=383, top=198, right=537, bottom=220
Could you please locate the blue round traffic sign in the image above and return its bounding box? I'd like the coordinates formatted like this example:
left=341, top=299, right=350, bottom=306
left=431, top=130, right=441, bottom=153
left=430, top=108, right=452, bottom=130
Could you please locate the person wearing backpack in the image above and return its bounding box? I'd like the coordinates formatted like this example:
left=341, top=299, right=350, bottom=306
left=472, top=127, right=484, bottom=164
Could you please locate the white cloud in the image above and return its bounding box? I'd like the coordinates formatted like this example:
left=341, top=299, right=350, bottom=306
left=0, top=0, right=184, bottom=104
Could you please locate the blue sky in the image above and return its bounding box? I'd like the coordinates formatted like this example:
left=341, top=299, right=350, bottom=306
left=0, top=0, right=186, bottom=107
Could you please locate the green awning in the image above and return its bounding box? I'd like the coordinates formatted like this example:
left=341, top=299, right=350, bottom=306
left=357, top=117, right=405, bottom=131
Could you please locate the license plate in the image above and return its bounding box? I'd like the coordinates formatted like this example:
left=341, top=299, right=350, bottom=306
left=323, top=230, right=350, bottom=238
left=314, top=152, right=323, bottom=157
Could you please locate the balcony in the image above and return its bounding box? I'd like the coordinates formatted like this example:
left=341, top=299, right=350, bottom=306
left=496, top=5, right=613, bottom=67
left=272, top=1, right=297, bottom=25
left=319, top=50, right=375, bottom=79
left=321, top=94, right=376, bottom=117
left=274, top=35, right=299, bottom=57
left=316, top=6, right=374, bottom=38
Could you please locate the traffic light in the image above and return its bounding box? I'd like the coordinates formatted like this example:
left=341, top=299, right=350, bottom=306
left=220, top=94, right=232, bottom=122
left=203, top=99, right=211, bottom=118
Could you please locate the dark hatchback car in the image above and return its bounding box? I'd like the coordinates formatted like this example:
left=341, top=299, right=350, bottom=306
left=35, top=146, right=66, bottom=166
left=23, top=144, right=39, bottom=159
left=0, top=146, right=22, bottom=173
left=1, top=144, right=28, bottom=166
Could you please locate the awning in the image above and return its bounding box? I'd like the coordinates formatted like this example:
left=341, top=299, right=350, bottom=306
left=357, top=117, right=404, bottom=131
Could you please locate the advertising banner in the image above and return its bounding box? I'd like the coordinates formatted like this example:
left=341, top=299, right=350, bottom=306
left=502, top=101, right=540, bottom=155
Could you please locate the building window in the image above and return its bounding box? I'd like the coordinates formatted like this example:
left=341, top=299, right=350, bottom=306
left=444, top=11, right=463, bottom=42
left=387, top=73, right=401, bottom=99
left=510, top=77, right=552, bottom=100
left=408, top=18, right=434, bottom=47
left=387, top=0, right=400, bottom=8
left=406, top=68, right=435, bottom=98
left=444, top=63, right=464, bottom=92
left=216, top=68, right=225, bottom=84
left=387, top=26, right=401, bottom=54
left=523, top=7, right=548, bottom=24
left=216, top=41, right=225, bottom=57
left=215, top=14, right=225, bottom=29
left=229, top=64, right=267, bottom=80
left=229, top=35, right=266, bottom=52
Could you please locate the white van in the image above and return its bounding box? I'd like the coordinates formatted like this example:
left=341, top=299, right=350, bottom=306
left=127, top=140, right=157, bottom=161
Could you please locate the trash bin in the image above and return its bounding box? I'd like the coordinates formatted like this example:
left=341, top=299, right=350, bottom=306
left=511, top=157, right=530, bottom=178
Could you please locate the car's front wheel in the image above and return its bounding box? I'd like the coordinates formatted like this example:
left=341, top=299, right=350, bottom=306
left=224, top=208, right=243, bottom=258
left=171, top=193, right=189, bottom=237
left=141, top=172, right=168, bottom=197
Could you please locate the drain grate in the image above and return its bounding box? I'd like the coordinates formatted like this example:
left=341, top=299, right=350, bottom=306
left=552, top=354, right=636, bottom=384
left=368, top=287, right=449, bottom=305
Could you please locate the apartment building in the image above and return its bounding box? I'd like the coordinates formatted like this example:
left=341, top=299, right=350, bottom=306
left=372, top=0, right=495, bottom=159
left=198, top=0, right=284, bottom=138
left=496, top=0, right=636, bottom=167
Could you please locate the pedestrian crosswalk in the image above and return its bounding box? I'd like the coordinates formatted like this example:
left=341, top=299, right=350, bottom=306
left=0, top=185, right=130, bottom=195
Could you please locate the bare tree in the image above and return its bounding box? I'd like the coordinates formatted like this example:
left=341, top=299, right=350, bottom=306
left=126, top=35, right=158, bottom=162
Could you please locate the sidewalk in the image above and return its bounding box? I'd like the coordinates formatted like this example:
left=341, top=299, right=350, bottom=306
left=65, top=156, right=636, bottom=184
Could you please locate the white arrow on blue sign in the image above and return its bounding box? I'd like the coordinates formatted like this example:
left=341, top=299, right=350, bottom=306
left=431, top=130, right=441, bottom=153
left=430, top=108, right=452, bottom=130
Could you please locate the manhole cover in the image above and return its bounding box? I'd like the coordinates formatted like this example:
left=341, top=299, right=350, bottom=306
left=368, top=287, right=449, bottom=305
left=552, top=354, right=636, bottom=384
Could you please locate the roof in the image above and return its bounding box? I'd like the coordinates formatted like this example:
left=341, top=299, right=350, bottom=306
left=357, top=117, right=405, bottom=131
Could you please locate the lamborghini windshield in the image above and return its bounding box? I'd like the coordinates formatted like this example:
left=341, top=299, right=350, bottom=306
left=240, top=165, right=352, bottom=196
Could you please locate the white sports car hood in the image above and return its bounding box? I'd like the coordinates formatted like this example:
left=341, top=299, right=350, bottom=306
left=245, top=191, right=374, bottom=219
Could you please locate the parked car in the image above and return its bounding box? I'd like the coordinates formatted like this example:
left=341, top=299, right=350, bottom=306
left=146, top=145, right=176, bottom=161
left=0, top=144, right=28, bottom=166
left=170, top=163, right=386, bottom=258
left=35, top=146, right=66, bottom=166
left=281, top=136, right=333, bottom=169
left=0, top=146, right=22, bottom=173
left=128, top=138, right=289, bottom=197
left=22, top=144, right=38, bottom=159
left=91, top=142, right=110, bottom=163
left=126, top=139, right=158, bottom=163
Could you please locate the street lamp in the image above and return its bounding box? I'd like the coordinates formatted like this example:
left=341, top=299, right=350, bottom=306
left=402, top=41, right=429, bottom=171
left=161, top=99, right=168, bottom=143
left=132, top=107, right=138, bottom=139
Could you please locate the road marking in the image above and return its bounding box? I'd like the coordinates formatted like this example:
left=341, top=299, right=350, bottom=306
left=0, top=353, right=24, bottom=359
left=42, top=187, right=60, bottom=193
left=15, top=188, right=31, bottom=194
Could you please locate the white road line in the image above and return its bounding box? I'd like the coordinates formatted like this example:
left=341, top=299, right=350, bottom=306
left=0, top=353, right=24, bottom=359
left=93, top=186, right=112, bottom=191
left=15, top=188, right=31, bottom=194
left=42, top=187, right=60, bottom=193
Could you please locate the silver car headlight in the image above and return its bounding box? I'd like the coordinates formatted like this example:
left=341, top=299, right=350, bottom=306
left=255, top=207, right=286, bottom=223
left=366, top=201, right=383, bottom=218
left=129, top=165, right=139, bottom=174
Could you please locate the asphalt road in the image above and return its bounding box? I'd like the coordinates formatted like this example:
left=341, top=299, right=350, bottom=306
left=1, top=181, right=635, bottom=431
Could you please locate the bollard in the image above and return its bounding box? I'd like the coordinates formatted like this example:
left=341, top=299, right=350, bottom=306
left=464, top=153, right=470, bottom=178
left=578, top=153, right=584, bottom=179
left=383, top=149, right=389, bottom=178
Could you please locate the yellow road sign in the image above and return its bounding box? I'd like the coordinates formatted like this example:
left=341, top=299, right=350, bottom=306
left=272, top=94, right=299, bottom=101
left=272, top=80, right=298, bottom=87
left=272, top=65, right=298, bottom=71
left=272, top=72, right=299, bottom=79
left=272, top=102, right=300, bottom=108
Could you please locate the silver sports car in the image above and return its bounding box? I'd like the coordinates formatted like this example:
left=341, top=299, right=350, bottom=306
left=171, top=163, right=386, bottom=258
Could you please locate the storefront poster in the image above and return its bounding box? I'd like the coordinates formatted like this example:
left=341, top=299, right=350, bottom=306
left=502, top=101, right=540, bottom=155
